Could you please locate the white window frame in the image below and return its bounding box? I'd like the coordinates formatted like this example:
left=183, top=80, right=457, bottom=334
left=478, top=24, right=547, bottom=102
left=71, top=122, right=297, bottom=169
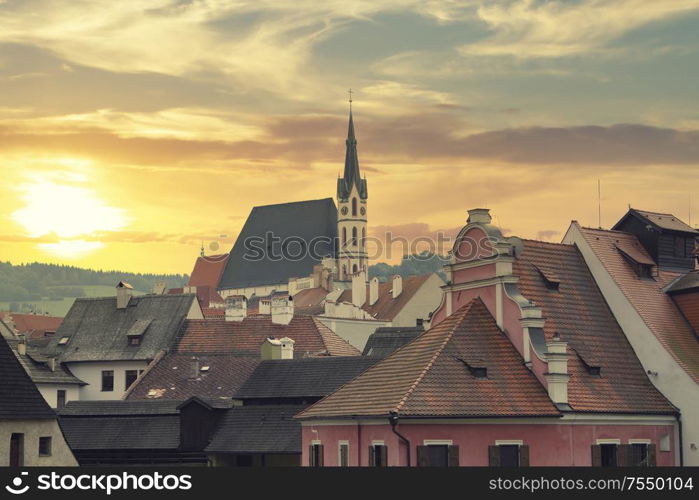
left=338, top=441, right=350, bottom=467
left=628, top=439, right=651, bottom=444
left=371, top=440, right=385, bottom=446
left=423, top=439, right=453, bottom=446
left=495, top=440, right=523, bottom=446
left=596, top=439, right=621, bottom=445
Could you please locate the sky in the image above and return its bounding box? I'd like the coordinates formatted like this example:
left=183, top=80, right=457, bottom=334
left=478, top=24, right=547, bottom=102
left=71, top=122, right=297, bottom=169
left=1, top=0, right=698, bottom=274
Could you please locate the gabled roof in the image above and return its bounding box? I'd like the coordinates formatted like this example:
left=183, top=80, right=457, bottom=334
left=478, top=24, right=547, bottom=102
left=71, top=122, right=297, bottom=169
left=206, top=405, right=305, bottom=455
left=0, top=335, right=56, bottom=420
left=126, top=353, right=259, bottom=401
left=58, top=400, right=181, bottom=416
left=362, top=326, right=424, bottom=357
left=577, top=224, right=699, bottom=385
left=175, top=316, right=360, bottom=357
left=336, top=274, right=436, bottom=321
left=235, top=357, right=378, bottom=400
left=513, top=239, right=675, bottom=414
left=187, top=253, right=229, bottom=289
left=7, top=339, right=85, bottom=386
left=614, top=208, right=698, bottom=235
left=298, top=299, right=560, bottom=419
left=59, top=416, right=180, bottom=450
left=1, top=312, right=63, bottom=339
left=666, top=270, right=699, bottom=294
left=44, top=294, right=196, bottom=362
left=218, top=198, right=338, bottom=290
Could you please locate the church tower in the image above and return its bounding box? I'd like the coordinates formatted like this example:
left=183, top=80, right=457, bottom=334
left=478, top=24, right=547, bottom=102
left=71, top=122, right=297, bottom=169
left=336, top=108, right=368, bottom=281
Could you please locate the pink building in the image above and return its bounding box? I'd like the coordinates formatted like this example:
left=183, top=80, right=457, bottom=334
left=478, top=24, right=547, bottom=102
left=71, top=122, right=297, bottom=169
left=296, top=209, right=679, bottom=466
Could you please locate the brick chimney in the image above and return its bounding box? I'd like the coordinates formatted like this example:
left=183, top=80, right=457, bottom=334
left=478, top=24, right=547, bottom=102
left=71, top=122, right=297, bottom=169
left=152, top=281, right=167, bottom=295
left=352, top=270, right=367, bottom=307
left=544, top=334, right=570, bottom=405
left=116, top=281, right=133, bottom=309
left=261, top=337, right=295, bottom=360
left=259, top=298, right=271, bottom=315
left=369, top=276, right=379, bottom=306
left=392, top=275, right=402, bottom=299
left=17, top=335, right=26, bottom=356
left=467, top=208, right=492, bottom=225
left=225, top=295, right=247, bottom=322
left=271, top=294, right=294, bottom=325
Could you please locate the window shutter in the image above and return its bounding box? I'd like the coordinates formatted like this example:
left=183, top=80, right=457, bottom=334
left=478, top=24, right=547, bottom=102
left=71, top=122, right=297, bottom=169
left=318, top=444, right=324, bottom=467
left=519, top=445, right=530, bottom=467
left=417, top=445, right=429, bottom=467
left=379, top=445, right=388, bottom=467
left=617, top=444, right=631, bottom=467
left=647, top=444, right=657, bottom=467
left=488, top=445, right=500, bottom=467
left=368, top=446, right=375, bottom=467
left=309, top=445, right=315, bottom=467
left=448, top=445, right=460, bottom=467
left=591, top=445, right=602, bottom=467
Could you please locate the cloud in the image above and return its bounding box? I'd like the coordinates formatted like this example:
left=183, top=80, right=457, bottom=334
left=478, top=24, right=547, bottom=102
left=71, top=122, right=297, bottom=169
left=536, top=229, right=560, bottom=240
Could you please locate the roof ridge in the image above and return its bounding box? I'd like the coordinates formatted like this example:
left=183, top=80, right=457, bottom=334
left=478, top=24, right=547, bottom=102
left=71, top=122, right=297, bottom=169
left=252, top=197, right=334, bottom=210
left=312, top=317, right=360, bottom=356
left=394, top=299, right=477, bottom=413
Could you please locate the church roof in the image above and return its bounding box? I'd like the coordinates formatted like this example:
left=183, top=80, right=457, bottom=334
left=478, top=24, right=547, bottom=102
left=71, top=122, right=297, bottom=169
left=218, top=198, right=338, bottom=290
left=337, top=112, right=367, bottom=200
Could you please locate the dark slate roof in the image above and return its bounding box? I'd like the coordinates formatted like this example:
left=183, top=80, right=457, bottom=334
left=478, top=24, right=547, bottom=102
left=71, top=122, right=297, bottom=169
left=218, top=198, right=338, bottom=290
left=0, top=335, right=56, bottom=419
left=666, top=270, right=699, bottom=294
left=337, top=112, right=368, bottom=200
left=60, top=416, right=180, bottom=450
left=58, top=400, right=181, bottom=416
left=235, top=356, right=379, bottom=400
left=44, top=294, right=196, bottom=362
left=205, top=405, right=305, bottom=454
left=7, top=340, right=85, bottom=385
left=362, top=326, right=424, bottom=357
left=298, top=299, right=561, bottom=419
left=613, top=208, right=698, bottom=235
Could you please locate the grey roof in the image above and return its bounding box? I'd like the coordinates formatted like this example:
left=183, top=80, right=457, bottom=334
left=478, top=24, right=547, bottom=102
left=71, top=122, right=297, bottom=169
left=234, top=356, right=378, bottom=400
left=614, top=209, right=698, bottom=235
left=44, top=294, right=196, bottom=362
left=58, top=400, right=181, bottom=416
left=60, top=415, right=180, bottom=450
left=219, top=198, right=338, bottom=290
left=362, top=326, right=424, bottom=357
left=337, top=112, right=368, bottom=200
left=0, top=335, right=56, bottom=420
left=205, top=405, right=306, bottom=454
left=666, top=270, right=699, bottom=294
left=7, top=340, right=85, bottom=386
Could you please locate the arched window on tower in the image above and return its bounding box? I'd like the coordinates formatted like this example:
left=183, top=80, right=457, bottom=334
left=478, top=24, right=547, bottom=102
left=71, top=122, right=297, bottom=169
left=352, top=227, right=357, bottom=246
left=361, top=228, right=365, bottom=248
left=342, top=227, right=347, bottom=247
left=352, top=264, right=358, bottom=274
left=342, top=265, right=347, bottom=277
left=352, top=198, right=357, bottom=216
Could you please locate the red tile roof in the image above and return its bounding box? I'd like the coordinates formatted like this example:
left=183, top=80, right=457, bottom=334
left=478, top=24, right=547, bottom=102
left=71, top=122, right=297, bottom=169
left=175, top=315, right=360, bottom=357
left=514, top=239, right=675, bottom=414
left=293, top=287, right=329, bottom=316
left=187, top=254, right=229, bottom=288
left=578, top=225, right=699, bottom=385
left=298, top=299, right=560, bottom=419
left=201, top=307, right=225, bottom=318
left=337, top=274, right=432, bottom=321
left=1, top=313, right=63, bottom=339
left=672, top=292, right=699, bottom=336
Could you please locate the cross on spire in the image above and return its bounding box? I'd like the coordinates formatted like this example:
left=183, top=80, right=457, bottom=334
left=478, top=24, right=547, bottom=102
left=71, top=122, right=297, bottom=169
left=348, top=88, right=353, bottom=111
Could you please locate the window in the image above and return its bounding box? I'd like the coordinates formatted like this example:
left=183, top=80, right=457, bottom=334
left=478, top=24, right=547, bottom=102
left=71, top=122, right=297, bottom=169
left=338, top=442, right=350, bottom=467
left=101, top=370, right=114, bottom=392
left=352, top=227, right=357, bottom=246
left=631, top=444, right=649, bottom=466
left=361, top=228, right=365, bottom=248
left=488, top=443, right=529, bottom=467
left=39, top=437, right=52, bottom=457
left=352, top=197, right=357, bottom=216
left=352, top=264, right=358, bottom=274
left=9, top=433, right=24, bottom=467
left=125, top=370, right=139, bottom=390
left=342, top=227, right=347, bottom=246
left=309, top=443, right=324, bottom=467
left=591, top=443, right=619, bottom=467
left=417, top=443, right=460, bottom=467
left=369, top=444, right=387, bottom=467
left=128, top=336, right=141, bottom=346
left=58, top=336, right=69, bottom=345
left=56, top=389, right=66, bottom=409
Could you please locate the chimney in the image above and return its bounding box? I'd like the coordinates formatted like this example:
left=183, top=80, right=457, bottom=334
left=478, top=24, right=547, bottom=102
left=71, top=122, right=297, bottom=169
left=467, top=208, right=492, bottom=225
left=191, top=357, right=200, bottom=378
left=271, top=294, right=294, bottom=325
left=183, top=285, right=196, bottom=295
left=116, top=281, right=133, bottom=309
left=47, top=357, right=56, bottom=373
left=369, top=277, right=379, bottom=306
left=152, top=281, right=167, bottom=295
left=544, top=334, right=570, bottom=405
left=225, top=295, right=247, bottom=322
left=259, top=298, right=271, bottom=315
left=392, top=275, right=402, bottom=299
left=261, top=337, right=295, bottom=360
left=416, top=318, right=424, bottom=329
left=17, top=335, right=26, bottom=356
left=352, top=270, right=367, bottom=307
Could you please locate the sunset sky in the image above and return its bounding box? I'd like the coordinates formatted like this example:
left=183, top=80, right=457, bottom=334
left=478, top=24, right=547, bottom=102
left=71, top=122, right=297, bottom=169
left=1, top=0, right=698, bottom=274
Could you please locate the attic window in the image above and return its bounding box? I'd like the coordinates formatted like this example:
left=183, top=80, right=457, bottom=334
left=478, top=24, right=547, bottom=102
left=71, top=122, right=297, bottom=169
left=534, top=265, right=560, bottom=291
left=128, top=336, right=141, bottom=346
left=575, top=349, right=601, bottom=377
left=615, top=243, right=657, bottom=279
left=200, top=366, right=210, bottom=372
left=58, top=336, right=70, bottom=345
left=457, top=357, right=487, bottom=379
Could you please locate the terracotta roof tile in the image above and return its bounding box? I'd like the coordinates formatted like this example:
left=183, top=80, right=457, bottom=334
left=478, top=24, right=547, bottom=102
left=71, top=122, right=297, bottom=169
left=298, top=299, right=560, bottom=419
left=337, top=274, right=432, bottom=321
left=187, top=254, right=229, bottom=288
left=2, top=313, right=63, bottom=339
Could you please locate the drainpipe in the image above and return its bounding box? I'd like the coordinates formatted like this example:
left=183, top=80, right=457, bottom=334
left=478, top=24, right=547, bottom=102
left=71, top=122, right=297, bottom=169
left=677, top=412, right=684, bottom=467
left=389, top=412, right=411, bottom=467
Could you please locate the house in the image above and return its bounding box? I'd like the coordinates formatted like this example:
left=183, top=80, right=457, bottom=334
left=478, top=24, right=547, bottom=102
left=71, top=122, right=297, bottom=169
left=562, top=208, right=699, bottom=465
left=0, top=312, right=63, bottom=339
left=0, top=335, right=77, bottom=466
left=41, top=283, right=202, bottom=401
left=296, top=209, right=678, bottom=467
left=168, top=252, right=229, bottom=318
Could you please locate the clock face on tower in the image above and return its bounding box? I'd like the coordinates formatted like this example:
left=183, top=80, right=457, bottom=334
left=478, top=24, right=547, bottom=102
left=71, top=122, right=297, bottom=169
left=360, top=207, right=366, bottom=216
left=341, top=206, right=348, bottom=215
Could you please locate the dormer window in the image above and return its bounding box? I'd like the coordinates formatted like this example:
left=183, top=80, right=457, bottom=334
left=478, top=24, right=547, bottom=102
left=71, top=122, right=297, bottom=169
left=534, top=265, right=560, bottom=291
left=457, top=357, right=487, bottom=378
left=128, top=336, right=141, bottom=346
left=127, top=318, right=152, bottom=346
left=615, top=242, right=657, bottom=279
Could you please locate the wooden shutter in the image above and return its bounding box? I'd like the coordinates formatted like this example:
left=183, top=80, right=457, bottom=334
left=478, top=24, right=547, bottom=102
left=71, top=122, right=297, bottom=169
left=448, top=445, right=460, bottom=467
left=309, top=445, right=315, bottom=467
left=417, top=445, right=429, bottom=467
left=318, top=444, right=324, bottom=467
left=591, top=445, right=602, bottom=467
left=379, top=445, right=388, bottom=466
left=519, top=445, right=530, bottom=467
left=617, top=444, right=631, bottom=467
left=488, top=445, right=500, bottom=467
left=647, top=444, right=657, bottom=467
left=368, top=446, right=375, bottom=466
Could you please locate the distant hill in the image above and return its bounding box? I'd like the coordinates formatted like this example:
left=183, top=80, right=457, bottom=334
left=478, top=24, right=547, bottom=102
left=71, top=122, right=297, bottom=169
left=369, top=252, right=448, bottom=281
left=0, top=261, right=188, bottom=316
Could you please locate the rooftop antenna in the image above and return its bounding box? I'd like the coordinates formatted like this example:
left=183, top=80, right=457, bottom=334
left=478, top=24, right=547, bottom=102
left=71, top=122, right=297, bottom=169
left=200, top=241, right=205, bottom=257
left=597, top=179, right=602, bottom=229
left=689, top=193, right=692, bottom=227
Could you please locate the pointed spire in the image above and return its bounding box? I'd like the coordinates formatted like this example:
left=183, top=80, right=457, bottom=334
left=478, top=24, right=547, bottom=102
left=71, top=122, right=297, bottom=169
left=337, top=97, right=367, bottom=200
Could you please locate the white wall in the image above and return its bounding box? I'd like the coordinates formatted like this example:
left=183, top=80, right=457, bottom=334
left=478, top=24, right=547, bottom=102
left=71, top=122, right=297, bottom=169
left=0, top=419, right=77, bottom=466
left=318, top=317, right=389, bottom=351
left=219, top=283, right=286, bottom=300
left=564, top=223, right=699, bottom=466
left=392, top=273, right=444, bottom=327
left=36, top=384, right=80, bottom=408
left=68, top=360, right=150, bottom=401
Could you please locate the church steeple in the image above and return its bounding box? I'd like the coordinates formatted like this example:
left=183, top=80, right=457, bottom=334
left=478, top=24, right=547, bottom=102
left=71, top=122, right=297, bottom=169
left=337, top=110, right=368, bottom=201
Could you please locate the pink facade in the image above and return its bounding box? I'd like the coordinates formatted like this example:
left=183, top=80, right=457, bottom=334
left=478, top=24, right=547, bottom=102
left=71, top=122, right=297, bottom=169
left=302, top=421, right=677, bottom=466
